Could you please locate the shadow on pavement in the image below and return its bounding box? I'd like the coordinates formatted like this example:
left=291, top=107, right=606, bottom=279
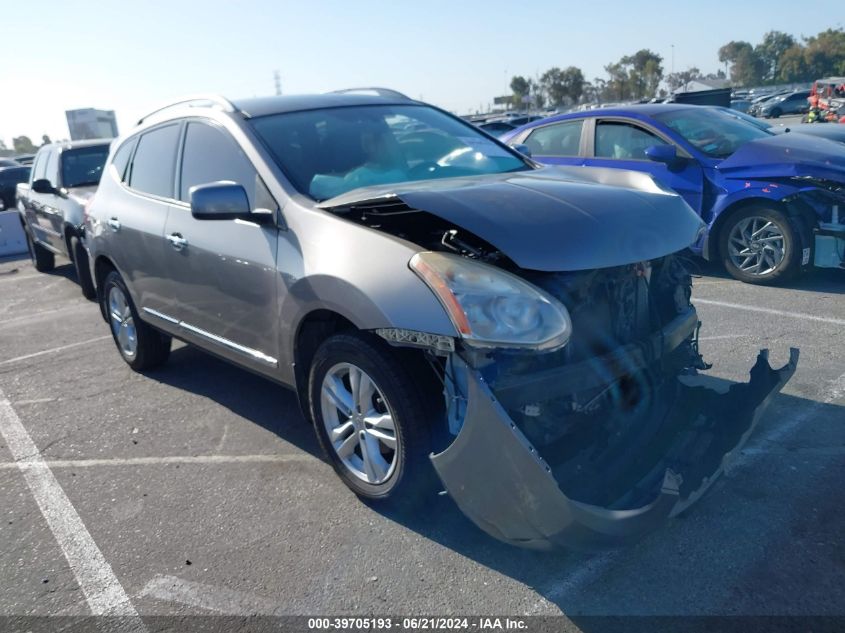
left=144, top=343, right=845, bottom=616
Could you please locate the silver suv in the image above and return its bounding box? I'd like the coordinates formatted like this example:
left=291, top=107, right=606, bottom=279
left=86, top=91, right=797, bottom=549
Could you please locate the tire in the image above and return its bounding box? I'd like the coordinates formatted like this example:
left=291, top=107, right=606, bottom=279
left=70, top=236, right=96, bottom=300
left=25, top=229, right=55, bottom=272
left=770, top=108, right=782, bottom=118
left=308, top=332, right=437, bottom=505
left=101, top=270, right=171, bottom=370
left=719, top=206, right=800, bottom=285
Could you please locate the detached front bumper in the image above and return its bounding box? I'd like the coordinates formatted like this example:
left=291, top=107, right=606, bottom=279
left=431, top=335, right=798, bottom=550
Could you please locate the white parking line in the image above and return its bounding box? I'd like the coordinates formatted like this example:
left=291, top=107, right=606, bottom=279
left=694, top=298, right=845, bottom=326
left=0, top=272, right=39, bottom=284
left=0, top=336, right=111, bottom=366
left=0, top=453, right=314, bottom=470
left=0, top=303, right=91, bottom=329
left=0, top=390, right=146, bottom=628
left=139, top=574, right=282, bottom=615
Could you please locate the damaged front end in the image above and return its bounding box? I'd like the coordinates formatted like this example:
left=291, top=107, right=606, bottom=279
left=325, top=173, right=798, bottom=549
left=425, top=258, right=798, bottom=549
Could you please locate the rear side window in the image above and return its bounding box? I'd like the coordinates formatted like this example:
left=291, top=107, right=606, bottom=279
left=129, top=124, right=180, bottom=198
left=524, top=120, right=583, bottom=157
left=595, top=121, right=667, bottom=160
left=111, top=139, right=136, bottom=183
left=179, top=121, right=264, bottom=208
left=61, top=145, right=109, bottom=188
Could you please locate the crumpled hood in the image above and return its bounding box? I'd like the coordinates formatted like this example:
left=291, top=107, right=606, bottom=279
left=319, top=167, right=704, bottom=271
left=717, top=133, right=845, bottom=182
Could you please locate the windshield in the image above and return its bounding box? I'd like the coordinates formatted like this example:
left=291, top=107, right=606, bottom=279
left=654, top=108, right=772, bottom=158
left=61, top=145, right=109, bottom=188
left=250, top=104, right=529, bottom=200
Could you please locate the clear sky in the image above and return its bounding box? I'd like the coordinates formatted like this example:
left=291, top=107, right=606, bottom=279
left=1, top=0, right=842, bottom=146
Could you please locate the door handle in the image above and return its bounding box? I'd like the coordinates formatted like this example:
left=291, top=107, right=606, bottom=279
left=107, top=217, right=121, bottom=231
left=167, top=233, right=188, bottom=251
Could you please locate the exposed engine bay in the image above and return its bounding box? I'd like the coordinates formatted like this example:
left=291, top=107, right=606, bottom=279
left=328, top=191, right=798, bottom=549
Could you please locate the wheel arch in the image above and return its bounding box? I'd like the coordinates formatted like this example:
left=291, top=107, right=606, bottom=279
left=93, top=255, right=118, bottom=321
left=62, top=223, right=81, bottom=258
left=292, top=309, right=358, bottom=420
left=705, top=197, right=791, bottom=260
left=291, top=309, right=442, bottom=427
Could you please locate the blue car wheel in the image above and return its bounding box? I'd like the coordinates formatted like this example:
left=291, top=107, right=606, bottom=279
left=719, top=206, right=799, bottom=284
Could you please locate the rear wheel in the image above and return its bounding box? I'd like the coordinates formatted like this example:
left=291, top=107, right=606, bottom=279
left=70, top=236, right=96, bottom=300
left=25, top=230, right=55, bottom=272
left=719, top=206, right=800, bottom=284
left=308, top=332, right=436, bottom=505
left=102, top=270, right=171, bottom=370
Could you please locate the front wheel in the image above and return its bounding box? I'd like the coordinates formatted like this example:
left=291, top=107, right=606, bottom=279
left=719, top=206, right=800, bottom=284
left=101, top=270, right=171, bottom=370
left=308, top=332, right=436, bottom=504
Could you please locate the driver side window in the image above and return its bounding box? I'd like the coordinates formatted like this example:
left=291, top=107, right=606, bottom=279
left=595, top=121, right=667, bottom=160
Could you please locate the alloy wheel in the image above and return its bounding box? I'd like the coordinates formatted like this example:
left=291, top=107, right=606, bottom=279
left=320, top=362, right=399, bottom=485
left=108, top=286, right=137, bottom=359
left=727, top=215, right=786, bottom=276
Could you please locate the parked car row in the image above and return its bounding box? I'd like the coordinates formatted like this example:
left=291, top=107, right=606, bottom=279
left=15, top=90, right=800, bottom=550
left=748, top=90, right=811, bottom=118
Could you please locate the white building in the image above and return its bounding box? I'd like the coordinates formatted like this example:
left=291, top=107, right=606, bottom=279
left=65, top=109, right=119, bottom=140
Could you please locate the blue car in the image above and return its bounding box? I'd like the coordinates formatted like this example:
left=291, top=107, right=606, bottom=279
left=501, top=105, right=845, bottom=283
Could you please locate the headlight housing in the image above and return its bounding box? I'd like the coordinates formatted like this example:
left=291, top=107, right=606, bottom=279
left=409, top=251, right=572, bottom=350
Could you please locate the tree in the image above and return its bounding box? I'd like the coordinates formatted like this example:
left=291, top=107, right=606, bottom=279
left=40, top=134, right=52, bottom=147
left=779, top=45, right=809, bottom=82
left=604, top=62, right=630, bottom=101
left=755, top=31, right=795, bottom=82
left=803, top=28, right=845, bottom=77
left=12, top=136, right=37, bottom=154
left=666, top=67, right=702, bottom=91
left=622, top=49, right=664, bottom=98
left=719, top=41, right=765, bottom=86
left=539, top=66, right=585, bottom=106
left=510, top=75, right=530, bottom=108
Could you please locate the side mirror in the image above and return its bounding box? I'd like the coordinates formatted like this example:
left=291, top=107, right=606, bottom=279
left=511, top=143, right=532, bottom=157
left=644, top=144, right=678, bottom=165
left=31, top=178, right=55, bottom=194
left=190, top=181, right=272, bottom=224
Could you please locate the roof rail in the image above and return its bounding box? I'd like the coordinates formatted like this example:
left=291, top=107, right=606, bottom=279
left=329, top=87, right=412, bottom=100
left=137, top=94, right=237, bottom=125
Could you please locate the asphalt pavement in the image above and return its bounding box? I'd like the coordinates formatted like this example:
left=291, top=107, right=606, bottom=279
left=0, top=250, right=842, bottom=629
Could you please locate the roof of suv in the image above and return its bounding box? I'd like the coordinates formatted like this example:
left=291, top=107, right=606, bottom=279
left=42, top=139, right=113, bottom=152
left=231, top=93, right=419, bottom=118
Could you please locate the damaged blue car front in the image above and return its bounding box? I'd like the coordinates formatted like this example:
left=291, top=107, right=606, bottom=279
left=502, top=104, right=845, bottom=283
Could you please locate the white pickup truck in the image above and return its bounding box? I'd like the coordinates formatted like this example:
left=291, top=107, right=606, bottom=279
left=17, top=139, right=111, bottom=299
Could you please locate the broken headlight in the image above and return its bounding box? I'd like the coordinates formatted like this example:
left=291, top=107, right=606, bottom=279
left=409, top=251, right=572, bottom=350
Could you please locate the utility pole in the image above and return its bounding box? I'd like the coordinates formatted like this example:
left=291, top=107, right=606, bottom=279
left=273, top=70, right=282, bottom=96
left=671, top=44, right=675, bottom=76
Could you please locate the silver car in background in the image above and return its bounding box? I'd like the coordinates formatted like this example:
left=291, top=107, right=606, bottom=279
left=85, top=90, right=797, bottom=549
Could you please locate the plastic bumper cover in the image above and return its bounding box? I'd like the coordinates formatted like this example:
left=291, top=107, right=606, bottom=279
left=431, top=348, right=798, bottom=550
